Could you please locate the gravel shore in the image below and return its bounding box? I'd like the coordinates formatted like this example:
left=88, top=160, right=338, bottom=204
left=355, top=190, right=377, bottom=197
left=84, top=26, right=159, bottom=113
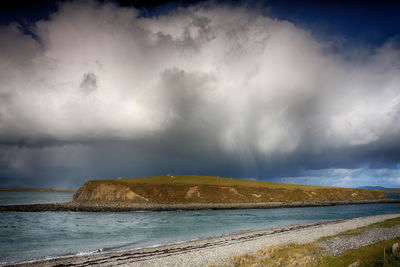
left=318, top=224, right=400, bottom=256
left=9, top=213, right=400, bottom=267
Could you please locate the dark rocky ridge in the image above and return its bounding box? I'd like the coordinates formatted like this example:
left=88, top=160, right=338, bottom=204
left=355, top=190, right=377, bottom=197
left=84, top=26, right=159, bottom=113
left=1, top=199, right=400, bottom=212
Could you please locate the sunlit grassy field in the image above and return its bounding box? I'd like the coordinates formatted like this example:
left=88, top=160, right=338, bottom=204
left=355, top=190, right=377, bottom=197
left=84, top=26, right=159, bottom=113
left=75, top=175, right=387, bottom=203
left=89, top=175, right=335, bottom=190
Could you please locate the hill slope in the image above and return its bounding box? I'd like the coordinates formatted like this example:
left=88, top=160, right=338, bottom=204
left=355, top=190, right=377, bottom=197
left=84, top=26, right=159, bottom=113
left=73, top=175, right=387, bottom=203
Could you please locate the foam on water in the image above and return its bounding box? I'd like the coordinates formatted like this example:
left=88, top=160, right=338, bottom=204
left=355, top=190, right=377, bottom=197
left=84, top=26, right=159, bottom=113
left=75, top=248, right=104, bottom=256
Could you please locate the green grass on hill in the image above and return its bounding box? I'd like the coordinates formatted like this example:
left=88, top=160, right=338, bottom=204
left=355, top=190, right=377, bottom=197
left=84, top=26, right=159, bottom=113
left=88, top=175, right=335, bottom=190
left=75, top=175, right=387, bottom=203
left=377, top=188, right=400, bottom=194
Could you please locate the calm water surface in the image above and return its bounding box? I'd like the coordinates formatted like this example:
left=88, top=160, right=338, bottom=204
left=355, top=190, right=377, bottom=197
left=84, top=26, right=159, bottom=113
left=385, top=193, right=400, bottom=200
left=0, top=191, right=74, bottom=205
left=0, top=192, right=400, bottom=264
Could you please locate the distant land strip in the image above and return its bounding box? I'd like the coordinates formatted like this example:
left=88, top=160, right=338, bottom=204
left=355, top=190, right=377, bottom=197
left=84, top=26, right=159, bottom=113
left=1, top=199, right=400, bottom=212
left=0, top=188, right=76, bottom=193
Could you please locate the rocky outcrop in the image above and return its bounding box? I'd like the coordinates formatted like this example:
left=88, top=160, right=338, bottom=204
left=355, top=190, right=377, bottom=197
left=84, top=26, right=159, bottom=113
left=73, top=182, right=149, bottom=202
left=219, top=187, right=245, bottom=197
left=185, top=186, right=201, bottom=199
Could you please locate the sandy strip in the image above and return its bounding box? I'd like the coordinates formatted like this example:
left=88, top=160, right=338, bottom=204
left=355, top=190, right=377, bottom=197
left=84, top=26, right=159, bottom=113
left=9, top=213, right=400, bottom=267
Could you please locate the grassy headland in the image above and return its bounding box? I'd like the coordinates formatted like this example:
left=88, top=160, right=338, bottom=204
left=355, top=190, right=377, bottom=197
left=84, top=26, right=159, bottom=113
left=73, top=175, right=387, bottom=203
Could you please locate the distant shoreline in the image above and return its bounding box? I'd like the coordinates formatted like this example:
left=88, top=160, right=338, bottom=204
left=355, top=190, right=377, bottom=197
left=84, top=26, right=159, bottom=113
left=1, top=199, right=400, bottom=212
left=0, top=188, right=76, bottom=193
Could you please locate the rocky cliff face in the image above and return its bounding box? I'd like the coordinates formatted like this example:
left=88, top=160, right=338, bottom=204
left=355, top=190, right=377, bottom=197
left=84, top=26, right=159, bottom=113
left=73, top=182, right=149, bottom=202
left=73, top=180, right=387, bottom=203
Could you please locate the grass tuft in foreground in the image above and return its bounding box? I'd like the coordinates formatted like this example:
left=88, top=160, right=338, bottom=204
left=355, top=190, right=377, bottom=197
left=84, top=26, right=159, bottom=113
left=319, top=217, right=400, bottom=242
left=225, top=217, right=400, bottom=267
left=319, top=237, right=400, bottom=267
left=226, top=239, right=400, bottom=267
left=229, top=243, right=326, bottom=267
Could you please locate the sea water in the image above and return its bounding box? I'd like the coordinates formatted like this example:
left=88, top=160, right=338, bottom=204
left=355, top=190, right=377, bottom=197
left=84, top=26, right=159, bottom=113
left=0, top=192, right=400, bottom=265
left=0, top=191, right=74, bottom=205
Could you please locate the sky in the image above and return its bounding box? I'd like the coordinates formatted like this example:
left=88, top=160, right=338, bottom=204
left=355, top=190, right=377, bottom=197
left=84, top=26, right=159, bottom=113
left=0, top=0, right=400, bottom=189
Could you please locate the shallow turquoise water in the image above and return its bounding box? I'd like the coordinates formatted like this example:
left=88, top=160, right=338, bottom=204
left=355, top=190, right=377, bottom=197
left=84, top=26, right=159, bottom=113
left=0, top=192, right=400, bottom=264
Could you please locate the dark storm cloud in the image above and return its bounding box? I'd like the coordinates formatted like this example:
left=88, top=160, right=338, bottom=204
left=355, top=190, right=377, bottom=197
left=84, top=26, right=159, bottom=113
left=0, top=0, right=400, bottom=188
left=80, top=72, right=98, bottom=95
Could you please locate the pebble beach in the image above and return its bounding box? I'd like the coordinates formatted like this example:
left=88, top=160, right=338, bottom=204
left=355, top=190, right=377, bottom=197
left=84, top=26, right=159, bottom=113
left=9, top=213, right=400, bottom=267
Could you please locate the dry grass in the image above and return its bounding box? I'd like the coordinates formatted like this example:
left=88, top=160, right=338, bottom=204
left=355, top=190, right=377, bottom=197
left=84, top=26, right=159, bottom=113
left=226, top=239, right=400, bottom=267
left=319, top=237, right=400, bottom=267
left=89, top=175, right=336, bottom=190
left=79, top=175, right=386, bottom=203
left=228, top=243, right=326, bottom=267
left=226, top=217, right=400, bottom=267
left=377, top=189, right=400, bottom=194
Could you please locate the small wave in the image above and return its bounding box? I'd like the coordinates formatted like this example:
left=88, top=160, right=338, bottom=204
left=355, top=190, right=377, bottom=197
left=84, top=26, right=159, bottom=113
left=5, top=248, right=106, bottom=266
left=75, top=248, right=103, bottom=256
left=101, top=240, right=147, bottom=252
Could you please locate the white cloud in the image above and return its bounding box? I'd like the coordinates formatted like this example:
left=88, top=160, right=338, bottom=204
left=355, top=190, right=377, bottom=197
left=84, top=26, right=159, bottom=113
left=0, top=1, right=400, bottom=187
left=1, top=1, right=399, bottom=152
